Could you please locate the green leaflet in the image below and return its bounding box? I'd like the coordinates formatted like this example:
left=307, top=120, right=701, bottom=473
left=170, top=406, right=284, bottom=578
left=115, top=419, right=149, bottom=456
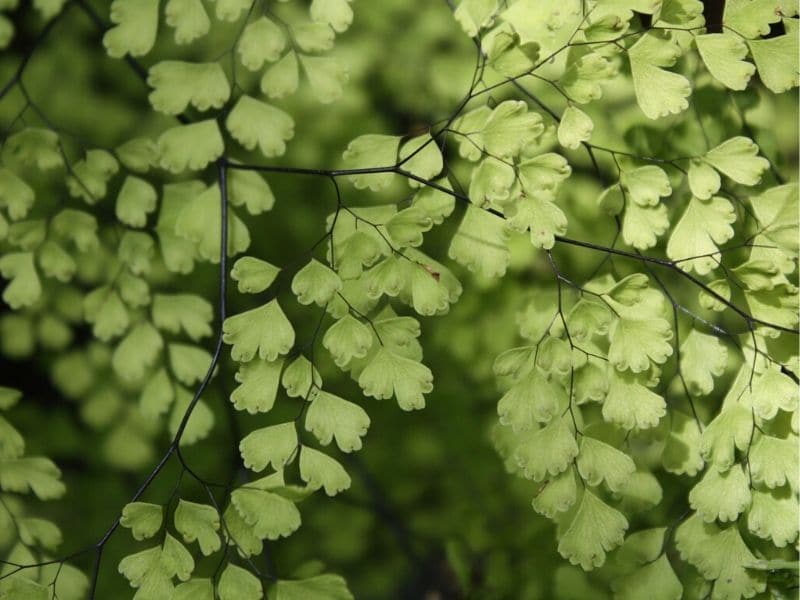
left=165, top=0, right=211, bottom=45
left=174, top=500, right=221, bottom=556
left=299, top=446, right=351, bottom=496
left=310, top=0, right=354, bottom=33
left=341, top=134, right=400, bottom=190
left=238, top=16, right=286, bottom=70
left=218, top=564, right=262, bottom=600
left=240, top=422, right=298, bottom=472
left=695, top=33, right=755, bottom=90
left=305, top=390, right=370, bottom=452
left=703, top=137, right=769, bottom=186
left=157, top=120, right=224, bottom=173
left=231, top=256, right=281, bottom=293
left=628, top=31, right=690, bottom=119
left=231, top=485, right=301, bottom=540
left=558, top=490, right=628, bottom=570
left=147, top=61, right=230, bottom=115
left=271, top=574, right=353, bottom=599
left=226, top=96, right=295, bottom=158
left=358, top=347, right=433, bottom=411
left=103, top=0, right=159, bottom=58
left=557, top=106, right=593, bottom=149
left=223, top=301, right=295, bottom=362
left=292, top=259, right=342, bottom=306
left=676, top=513, right=766, bottom=599
left=115, top=176, right=157, bottom=228
left=120, top=502, right=163, bottom=541
left=230, top=358, right=284, bottom=413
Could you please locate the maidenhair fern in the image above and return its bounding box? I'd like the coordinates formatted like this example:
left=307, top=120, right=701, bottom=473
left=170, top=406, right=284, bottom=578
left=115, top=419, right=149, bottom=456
left=0, top=0, right=797, bottom=598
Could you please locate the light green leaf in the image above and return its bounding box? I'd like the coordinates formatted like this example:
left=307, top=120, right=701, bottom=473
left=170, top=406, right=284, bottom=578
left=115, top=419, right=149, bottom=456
left=174, top=500, right=221, bottom=556
left=481, top=100, right=543, bottom=157
left=83, top=287, right=129, bottom=341
left=292, top=259, right=342, bottom=306
left=103, top=0, right=159, bottom=58
left=398, top=134, right=443, bottom=185
left=310, top=0, right=353, bottom=32
left=238, top=16, right=285, bottom=70
left=695, top=33, right=755, bottom=90
left=557, top=106, right=593, bottom=149
left=385, top=206, right=433, bottom=247
left=162, top=533, right=194, bottom=581
left=139, top=369, right=174, bottom=420
left=231, top=486, right=301, bottom=540
left=680, top=329, right=727, bottom=395
left=621, top=202, right=669, bottom=249
left=157, top=120, right=224, bottom=173
left=173, top=579, right=214, bottom=600
left=282, top=355, right=322, bottom=399
left=576, top=436, right=635, bottom=492
left=558, top=490, right=628, bottom=570
left=609, top=316, right=673, bottom=373
left=747, top=486, right=799, bottom=547
left=17, top=517, right=61, bottom=550
left=0, top=169, right=34, bottom=220
left=447, top=205, right=510, bottom=278
left=165, top=0, right=210, bottom=44
left=223, top=300, right=295, bottom=362
left=240, top=422, right=298, bottom=472
left=687, top=158, right=721, bottom=199
left=0, top=456, right=65, bottom=499
left=300, top=55, right=348, bottom=103
left=111, top=322, right=163, bottom=382
left=666, top=196, right=736, bottom=275
left=231, top=257, right=280, bottom=294
left=323, top=315, right=373, bottom=368
left=723, top=0, right=782, bottom=38
left=212, top=0, right=250, bottom=21
left=532, top=467, right=578, bottom=518
left=262, top=51, right=299, bottom=99
left=305, top=390, right=370, bottom=452
left=603, top=371, right=666, bottom=430
left=454, top=0, right=498, bottom=37
left=703, top=137, right=769, bottom=186
left=498, top=368, right=566, bottom=431
left=175, top=185, right=251, bottom=263
left=0, top=252, right=41, bottom=309
left=226, top=96, right=294, bottom=158
left=231, top=359, right=283, bottom=413
left=628, top=32, right=690, bottom=119
left=168, top=343, right=211, bottom=386
left=560, top=47, right=617, bottom=104
left=218, top=564, right=263, bottom=600
left=468, top=157, right=515, bottom=207
left=749, top=434, right=798, bottom=490
left=299, top=446, right=351, bottom=496
left=748, top=32, right=799, bottom=93
left=358, top=347, right=433, bottom=411
left=700, top=402, right=752, bottom=471
left=271, top=574, right=353, bottom=600
left=620, top=166, right=671, bottom=207
left=152, top=294, right=212, bottom=341
left=342, top=134, right=400, bottom=191
left=662, top=410, right=705, bottom=476
left=116, top=137, right=156, bottom=173
left=120, top=502, right=163, bottom=541
left=293, top=23, right=334, bottom=53
left=612, top=555, right=683, bottom=600
left=229, top=169, right=275, bottom=215
left=675, top=513, right=766, bottom=599
left=514, top=416, right=578, bottom=482
left=689, top=464, right=751, bottom=522
left=507, top=191, right=568, bottom=250
left=115, top=176, right=157, bottom=228
left=148, top=61, right=229, bottom=115
left=170, top=393, right=214, bottom=446
left=65, top=149, right=118, bottom=203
